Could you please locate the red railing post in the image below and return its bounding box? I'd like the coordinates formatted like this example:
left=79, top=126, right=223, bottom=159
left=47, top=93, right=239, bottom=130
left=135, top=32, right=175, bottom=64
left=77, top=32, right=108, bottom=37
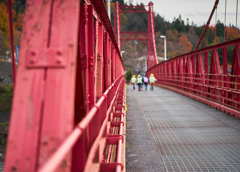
left=196, top=53, right=204, bottom=96
left=87, top=5, right=95, bottom=110
left=104, top=32, right=109, bottom=91
left=148, top=38, right=240, bottom=118
left=7, top=0, right=16, bottom=87
left=210, top=50, right=221, bottom=100
left=96, top=22, right=104, bottom=100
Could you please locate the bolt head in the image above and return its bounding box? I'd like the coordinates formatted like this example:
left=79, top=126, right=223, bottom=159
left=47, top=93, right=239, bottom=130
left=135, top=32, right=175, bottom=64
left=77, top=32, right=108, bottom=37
left=56, top=58, right=62, bottom=64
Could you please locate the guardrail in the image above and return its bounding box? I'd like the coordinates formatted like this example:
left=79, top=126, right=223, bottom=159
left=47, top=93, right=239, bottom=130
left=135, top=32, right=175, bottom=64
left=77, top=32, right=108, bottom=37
left=39, top=76, right=126, bottom=172
left=4, top=0, right=126, bottom=171
left=147, top=38, right=240, bottom=118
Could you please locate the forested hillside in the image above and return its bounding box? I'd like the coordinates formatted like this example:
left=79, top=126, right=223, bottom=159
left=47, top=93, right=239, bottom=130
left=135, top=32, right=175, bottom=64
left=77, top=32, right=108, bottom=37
left=111, top=0, right=240, bottom=74
left=0, top=0, right=25, bottom=58
left=0, top=0, right=239, bottom=74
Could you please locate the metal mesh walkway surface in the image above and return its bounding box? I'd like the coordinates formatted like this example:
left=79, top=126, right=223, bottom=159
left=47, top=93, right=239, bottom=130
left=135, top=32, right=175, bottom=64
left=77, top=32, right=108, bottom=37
left=126, top=85, right=240, bottom=172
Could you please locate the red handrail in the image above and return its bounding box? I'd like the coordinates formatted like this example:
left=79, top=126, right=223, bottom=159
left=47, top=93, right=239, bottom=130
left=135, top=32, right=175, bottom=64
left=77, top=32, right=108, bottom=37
left=147, top=39, right=240, bottom=118
left=4, top=0, right=126, bottom=171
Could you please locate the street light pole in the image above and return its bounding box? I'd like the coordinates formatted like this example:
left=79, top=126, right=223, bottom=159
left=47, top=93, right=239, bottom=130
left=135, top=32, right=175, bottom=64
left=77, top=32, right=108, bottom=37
left=121, top=51, right=125, bottom=57
left=134, top=40, right=138, bottom=54
left=108, top=0, right=111, bottom=21
left=6, top=51, right=9, bottom=61
left=160, top=35, right=167, bottom=61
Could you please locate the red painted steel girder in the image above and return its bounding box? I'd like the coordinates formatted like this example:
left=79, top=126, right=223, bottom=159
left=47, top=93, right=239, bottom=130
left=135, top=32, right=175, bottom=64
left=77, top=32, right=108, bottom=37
left=4, top=0, right=125, bottom=171
left=119, top=5, right=148, bottom=13
left=147, top=2, right=158, bottom=69
left=114, top=1, right=158, bottom=69
left=194, top=0, right=219, bottom=50
left=86, top=0, right=123, bottom=60
left=121, top=31, right=150, bottom=40
left=7, top=0, right=16, bottom=87
left=147, top=38, right=240, bottom=118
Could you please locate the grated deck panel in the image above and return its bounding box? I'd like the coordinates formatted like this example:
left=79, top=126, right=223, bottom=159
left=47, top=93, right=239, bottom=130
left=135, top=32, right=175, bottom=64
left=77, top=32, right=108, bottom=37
left=136, top=88, right=240, bottom=172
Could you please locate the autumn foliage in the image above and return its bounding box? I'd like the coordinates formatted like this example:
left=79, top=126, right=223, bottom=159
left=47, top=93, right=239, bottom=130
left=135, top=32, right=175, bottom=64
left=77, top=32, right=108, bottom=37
left=1, top=0, right=240, bottom=73
left=0, top=1, right=24, bottom=57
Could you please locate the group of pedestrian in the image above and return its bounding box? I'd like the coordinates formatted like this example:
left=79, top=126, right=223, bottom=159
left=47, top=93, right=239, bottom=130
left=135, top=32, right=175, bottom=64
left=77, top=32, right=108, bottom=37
left=131, top=73, right=157, bottom=91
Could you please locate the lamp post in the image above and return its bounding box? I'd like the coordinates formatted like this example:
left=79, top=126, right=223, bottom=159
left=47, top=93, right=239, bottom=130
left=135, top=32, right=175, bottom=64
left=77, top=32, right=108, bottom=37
left=121, top=51, right=125, bottom=57
left=160, top=35, right=167, bottom=61
left=134, top=40, right=138, bottom=54
left=108, top=0, right=111, bottom=21
left=6, top=51, right=9, bottom=61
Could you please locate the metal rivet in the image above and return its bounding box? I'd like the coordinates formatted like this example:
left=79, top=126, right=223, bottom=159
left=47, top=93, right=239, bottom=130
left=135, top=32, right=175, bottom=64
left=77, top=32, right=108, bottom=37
left=31, top=51, right=36, bottom=56
left=57, top=50, right=62, bottom=56
left=56, top=58, right=62, bottom=64
left=30, top=59, right=35, bottom=64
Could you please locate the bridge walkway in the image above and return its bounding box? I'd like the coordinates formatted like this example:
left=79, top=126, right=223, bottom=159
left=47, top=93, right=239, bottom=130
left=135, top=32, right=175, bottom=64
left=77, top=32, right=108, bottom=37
left=126, top=85, right=240, bottom=172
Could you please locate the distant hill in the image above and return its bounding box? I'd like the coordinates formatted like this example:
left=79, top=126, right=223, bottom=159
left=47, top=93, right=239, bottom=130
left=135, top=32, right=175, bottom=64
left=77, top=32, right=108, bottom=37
left=110, top=1, right=240, bottom=74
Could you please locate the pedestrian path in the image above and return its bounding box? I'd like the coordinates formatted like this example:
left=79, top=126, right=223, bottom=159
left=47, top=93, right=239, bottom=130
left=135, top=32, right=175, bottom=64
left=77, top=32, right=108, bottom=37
left=126, top=85, right=240, bottom=172
left=0, top=162, right=3, bottom=172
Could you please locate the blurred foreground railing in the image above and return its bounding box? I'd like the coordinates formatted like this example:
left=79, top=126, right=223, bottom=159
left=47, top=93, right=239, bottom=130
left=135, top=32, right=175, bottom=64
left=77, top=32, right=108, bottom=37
left=147, top=38, right=240, bottom=118
left=40, top=76, right=126, bottom=172
left=4, top=0, right=126, bottom=171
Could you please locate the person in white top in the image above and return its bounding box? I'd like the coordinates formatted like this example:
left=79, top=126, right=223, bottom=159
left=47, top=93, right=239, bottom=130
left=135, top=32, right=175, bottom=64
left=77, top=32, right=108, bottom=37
left=143, top=76, right=149, bottom=91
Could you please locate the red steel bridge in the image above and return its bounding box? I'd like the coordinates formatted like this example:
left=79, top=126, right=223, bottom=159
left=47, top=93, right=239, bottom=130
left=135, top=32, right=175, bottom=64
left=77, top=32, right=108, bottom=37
left=2, top=0, right=240, bottom=171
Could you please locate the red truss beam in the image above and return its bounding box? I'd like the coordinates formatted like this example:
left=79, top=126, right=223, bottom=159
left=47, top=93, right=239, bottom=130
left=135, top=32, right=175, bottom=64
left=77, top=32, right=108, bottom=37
left=114, top=1, right=121, bottom=51
left=4, top=0, right=125, bottom=171
left=119, top=5, right=148, bottom=13
left=147, top=2, right=158, bottom=69
left=114, top=1, right=158, bottom=69
left=120, top=31, right=150, bottom=40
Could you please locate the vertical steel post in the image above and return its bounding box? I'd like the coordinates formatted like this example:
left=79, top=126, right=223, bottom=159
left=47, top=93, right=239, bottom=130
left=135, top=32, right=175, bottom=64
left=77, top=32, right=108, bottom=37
left=4, top=0, right=52, bottom=171
left=96, top=22, right=104, bottom=100
left=104, top=33, right=109, bottom=91
left=7, top=0, right=16, bottom=87
left=115, top=2, right=121, bottom=51
left=87, top=5, right=95, bottom=110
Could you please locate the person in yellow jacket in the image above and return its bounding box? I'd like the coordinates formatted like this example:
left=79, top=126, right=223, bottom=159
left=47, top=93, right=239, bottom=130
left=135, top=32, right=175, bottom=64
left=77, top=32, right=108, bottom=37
left=149, top=73, right=157, bottom=90
left=131, top=75, right=136, bottom=90
left=137, top=74, right=143, bottom=91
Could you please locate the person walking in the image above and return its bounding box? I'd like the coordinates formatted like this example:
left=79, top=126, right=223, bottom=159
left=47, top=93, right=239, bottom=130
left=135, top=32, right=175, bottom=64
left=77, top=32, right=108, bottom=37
left=144, top=76, right=149, bottom=90
left=131, top=75, right=136, bottom=90
left=149, top=73, right=157, bottom=90
left=137, top=75, right=142, bottom=91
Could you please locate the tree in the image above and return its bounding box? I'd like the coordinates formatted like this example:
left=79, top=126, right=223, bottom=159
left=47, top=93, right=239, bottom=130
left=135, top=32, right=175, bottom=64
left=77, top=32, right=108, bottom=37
left=216, top=20, right=224, bottom=38
left=178, top=34, right=192, bottom=53
left=154, top=14, right=170, bottom=35
left=15, top=12, right=24, bottom=30
left=172, top=14, right=185, bottom=32
left=0, top=3, right=9, bottom=37
left=125, top=69, right=133, bottom=82
left=112, top=0, right=124, bottom=5
left=185, top=27, right=199, bottom=50
left=225, top=27, right=240, bottom=41
left=0, top=3, right=10, bottom=55
left=186, top=18, right=190, bottom=32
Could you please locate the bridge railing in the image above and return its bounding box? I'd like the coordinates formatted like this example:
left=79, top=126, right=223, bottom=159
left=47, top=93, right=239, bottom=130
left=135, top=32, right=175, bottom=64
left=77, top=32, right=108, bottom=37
left=147, top=38, right=240, bottom=118
left=4, top=0, right=126, bottom=171
left=39, top=76, right=126, bottom=172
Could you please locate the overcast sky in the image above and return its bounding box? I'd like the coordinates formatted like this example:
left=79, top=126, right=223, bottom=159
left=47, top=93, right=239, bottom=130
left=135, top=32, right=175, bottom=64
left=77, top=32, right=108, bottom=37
left=130, top=0, right=239, bottom=27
